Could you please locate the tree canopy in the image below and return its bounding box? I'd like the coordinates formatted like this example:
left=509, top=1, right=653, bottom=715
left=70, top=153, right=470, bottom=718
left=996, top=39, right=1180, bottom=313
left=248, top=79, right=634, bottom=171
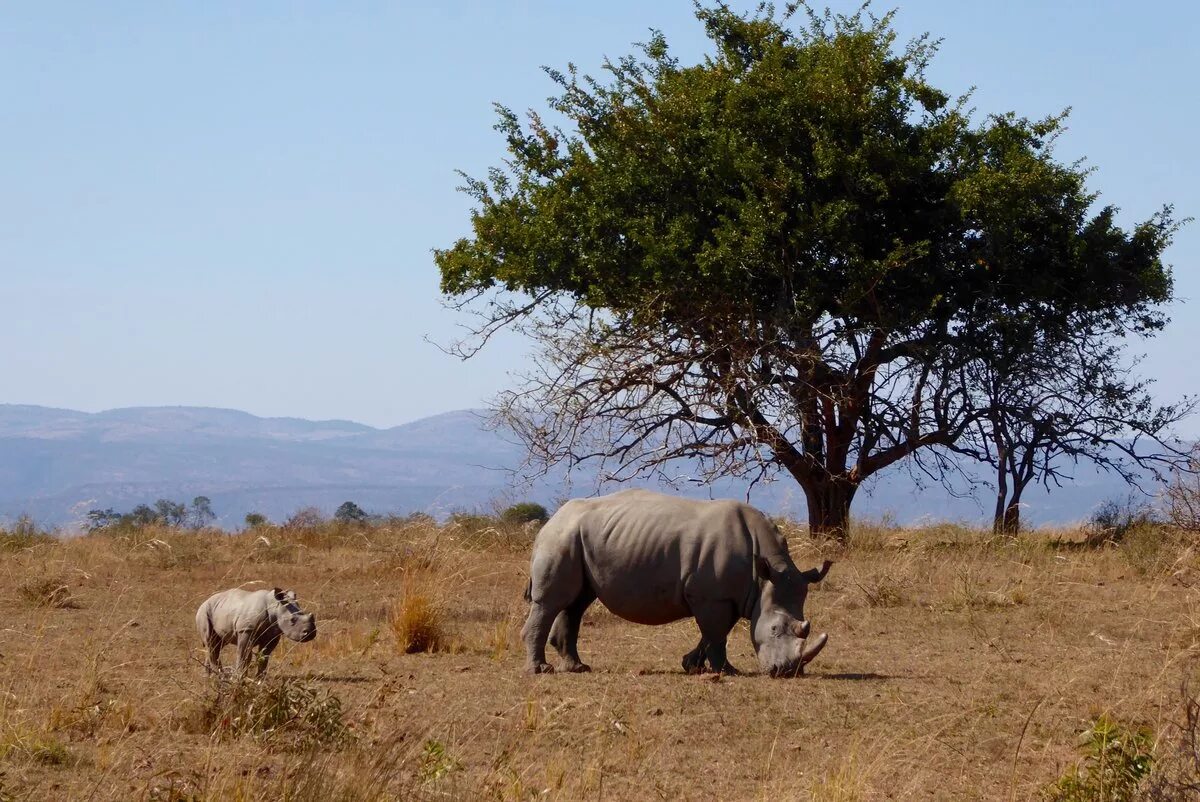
left=435, top=3, right=1181, bottom=536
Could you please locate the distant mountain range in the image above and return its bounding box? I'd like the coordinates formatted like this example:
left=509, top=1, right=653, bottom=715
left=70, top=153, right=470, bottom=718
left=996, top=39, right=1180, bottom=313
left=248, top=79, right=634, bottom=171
left=0, top=404, right=1156, bottom=530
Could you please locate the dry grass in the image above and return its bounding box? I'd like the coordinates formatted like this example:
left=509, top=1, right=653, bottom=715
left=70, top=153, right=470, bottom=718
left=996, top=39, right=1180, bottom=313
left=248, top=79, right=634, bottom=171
left=391, top=590, right=448, bottom=654
left=16, top=576, right=78, bottom=609
left=0, top=515, right=1198, bottom=800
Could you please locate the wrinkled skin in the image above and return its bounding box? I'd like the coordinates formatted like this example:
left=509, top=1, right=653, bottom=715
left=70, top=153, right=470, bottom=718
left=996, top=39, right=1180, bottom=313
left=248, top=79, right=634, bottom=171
left=522, top=489, right=830, bottom=677
left=196, top=587, right=316, bottom=677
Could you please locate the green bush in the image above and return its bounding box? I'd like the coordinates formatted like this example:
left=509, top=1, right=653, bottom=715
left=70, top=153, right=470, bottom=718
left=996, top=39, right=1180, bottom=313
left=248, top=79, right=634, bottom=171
left=1045, top=714, right=1153, bottom=801
left=500, top=502, right=549, bottom=525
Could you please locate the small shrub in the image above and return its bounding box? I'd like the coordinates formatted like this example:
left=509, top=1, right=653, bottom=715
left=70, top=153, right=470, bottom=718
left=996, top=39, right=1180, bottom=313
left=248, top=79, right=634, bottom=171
left=1163, top=450, right=1200, bottom=533
left=500, top=502, right=549, bottom=525
left=390, top=590, right=446, bottom=654
left=47, top=695, right=135, bottom=737
left=418, top=739, right=461, bottom=783
left=0, top=515, right=55, bottom=551
left=244, top=512, right=269, bottom=528
left=447, top=512, right=500, bottom=533
left=0, top=727, right=71, bottom=766
left=1086, top=496, right=1157, bottom=546
left=855, top=574, right=907, bottom=608
left=1044, top=714, right=1153, bottom=801
left=283, top=507, right=325, bottom=530
left=17, top=577, right=78, bottom=609
left=182, top=677, right=351, bottom=751
left=1142, top=683, right=1200, bottom=801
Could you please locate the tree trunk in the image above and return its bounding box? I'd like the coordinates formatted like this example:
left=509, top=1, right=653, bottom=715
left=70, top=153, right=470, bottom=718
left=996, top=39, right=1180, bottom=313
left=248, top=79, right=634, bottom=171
left=803, top=479, right=857, bottom=540
left=992, top=474, right=1009, bottom=536
left=1001, top=488, right=1024, bottom=536
left=1002, top=500, right=1021, bottom=535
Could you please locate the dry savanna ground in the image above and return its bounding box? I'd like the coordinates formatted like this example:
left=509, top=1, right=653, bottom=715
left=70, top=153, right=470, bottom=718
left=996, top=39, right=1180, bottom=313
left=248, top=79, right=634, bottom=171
left=1, top=513, right=1199, bottom=801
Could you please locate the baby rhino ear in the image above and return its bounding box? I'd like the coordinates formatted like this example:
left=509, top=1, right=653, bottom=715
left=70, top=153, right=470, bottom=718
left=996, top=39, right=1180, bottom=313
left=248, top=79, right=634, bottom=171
left=272, top=587, right=290, bottom=602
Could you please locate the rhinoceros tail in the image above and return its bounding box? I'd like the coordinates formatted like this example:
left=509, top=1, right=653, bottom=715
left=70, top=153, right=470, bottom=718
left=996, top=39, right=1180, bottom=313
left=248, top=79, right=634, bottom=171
left=523, top=578, right=532, bottom=603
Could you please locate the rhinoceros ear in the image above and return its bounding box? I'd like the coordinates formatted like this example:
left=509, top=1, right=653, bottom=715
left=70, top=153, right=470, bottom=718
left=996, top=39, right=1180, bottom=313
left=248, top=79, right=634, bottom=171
left=800, top=560, right=833, bottom=583
left=273, top=587, right=296, bottom=603
left=756, top=555, right=788, bottom=583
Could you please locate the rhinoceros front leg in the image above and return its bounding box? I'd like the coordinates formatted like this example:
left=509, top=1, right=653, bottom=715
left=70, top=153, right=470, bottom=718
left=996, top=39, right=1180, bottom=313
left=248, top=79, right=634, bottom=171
left=690, top=601, right=740, bottom=675
left=233, top=631, right=257, bottom=679
left=681, top=639, right=707, bottom=674
left=547, top=588, right=596, bottom=673
left=255, top=632, right=281, bottom=677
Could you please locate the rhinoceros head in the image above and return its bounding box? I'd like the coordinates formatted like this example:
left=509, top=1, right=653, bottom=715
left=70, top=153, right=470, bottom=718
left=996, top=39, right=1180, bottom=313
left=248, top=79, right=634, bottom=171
left=750, top=558, right=831, bottom=677
left=271, top=588, right=317, bottom=643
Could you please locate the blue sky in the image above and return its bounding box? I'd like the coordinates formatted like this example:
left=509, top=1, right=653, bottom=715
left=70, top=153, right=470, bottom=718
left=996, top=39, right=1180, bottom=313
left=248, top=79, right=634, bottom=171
left=3, top=1, right=1197, bottom=431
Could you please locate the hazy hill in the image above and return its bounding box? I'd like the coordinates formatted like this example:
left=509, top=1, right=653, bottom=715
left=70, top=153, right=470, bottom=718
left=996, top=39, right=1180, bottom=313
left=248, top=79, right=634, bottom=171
left=0, top=404, right=1151, bottom=530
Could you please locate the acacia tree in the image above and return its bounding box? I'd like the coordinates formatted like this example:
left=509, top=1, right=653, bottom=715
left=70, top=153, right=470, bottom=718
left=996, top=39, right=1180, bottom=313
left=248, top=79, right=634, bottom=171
left=435, top=4, right=1178, bottom=537
left=956, top=322, right=1192, bottom=535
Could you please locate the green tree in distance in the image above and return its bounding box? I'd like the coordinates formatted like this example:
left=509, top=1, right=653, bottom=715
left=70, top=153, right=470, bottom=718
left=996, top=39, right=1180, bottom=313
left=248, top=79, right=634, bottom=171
left=190, top=496, right=216, bottom=529
left=334, top=501, right=369, bottom=523
left=436, top=3, right=1180, bottom=537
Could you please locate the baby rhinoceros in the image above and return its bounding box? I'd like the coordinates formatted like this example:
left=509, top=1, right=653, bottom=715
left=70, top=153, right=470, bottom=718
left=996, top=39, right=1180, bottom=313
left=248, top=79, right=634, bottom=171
left=196, top=587, right=316, bottom=677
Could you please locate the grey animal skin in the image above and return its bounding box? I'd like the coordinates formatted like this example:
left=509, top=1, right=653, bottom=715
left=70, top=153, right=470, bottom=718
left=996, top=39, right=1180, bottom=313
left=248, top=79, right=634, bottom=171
left=196, top=587, right=316, bottom=677
left=522, top=489, right=831, bottom=677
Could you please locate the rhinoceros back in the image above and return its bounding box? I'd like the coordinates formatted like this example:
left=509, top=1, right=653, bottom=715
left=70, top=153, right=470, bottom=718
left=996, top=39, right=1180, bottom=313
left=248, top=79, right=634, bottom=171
left=531, top=489, right=775, bottom=626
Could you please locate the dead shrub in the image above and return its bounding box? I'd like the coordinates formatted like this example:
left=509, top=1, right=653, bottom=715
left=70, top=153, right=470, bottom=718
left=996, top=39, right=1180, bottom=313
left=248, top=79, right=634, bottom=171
left=17, top=576, right=78, bottom=609
left=1142, top=682, right=1200, bottom=801
left=1086, top=496, right=1158, bottom=546
left=179, top=677, right=351, bottom=751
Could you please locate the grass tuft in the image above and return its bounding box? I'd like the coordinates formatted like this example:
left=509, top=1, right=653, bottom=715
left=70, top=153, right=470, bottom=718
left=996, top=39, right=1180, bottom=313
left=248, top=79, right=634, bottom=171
left=390, top=590, right=447, bottom=654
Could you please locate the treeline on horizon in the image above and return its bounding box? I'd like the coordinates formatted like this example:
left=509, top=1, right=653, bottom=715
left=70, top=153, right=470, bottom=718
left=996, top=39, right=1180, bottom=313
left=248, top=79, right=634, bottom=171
left=76, top=498, right=553, bottom=534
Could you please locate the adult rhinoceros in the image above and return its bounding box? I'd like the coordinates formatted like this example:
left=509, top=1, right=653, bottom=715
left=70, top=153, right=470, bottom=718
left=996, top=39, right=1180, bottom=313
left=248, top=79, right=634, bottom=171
left=522, top=489, right=830, bottom=677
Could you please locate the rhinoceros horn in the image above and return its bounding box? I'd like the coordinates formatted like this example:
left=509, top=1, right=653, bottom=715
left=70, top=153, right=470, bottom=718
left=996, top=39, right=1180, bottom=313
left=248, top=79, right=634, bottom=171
left=799, top=632, right=828, bottom=665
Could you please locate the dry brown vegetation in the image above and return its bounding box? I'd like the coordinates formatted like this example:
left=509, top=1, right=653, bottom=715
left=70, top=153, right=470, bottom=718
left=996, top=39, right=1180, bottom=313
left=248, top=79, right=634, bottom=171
left=1, top=513, right=1199, bottom=800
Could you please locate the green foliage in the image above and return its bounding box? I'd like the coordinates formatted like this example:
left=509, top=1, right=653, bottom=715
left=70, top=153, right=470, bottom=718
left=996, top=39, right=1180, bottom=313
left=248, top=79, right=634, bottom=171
left=85, top=508, right=122, bottom=532
left=434, top=2, right=1178, bottom=537
left=244, top=511, right=269, bottom=528
left=1045, top=714, right=1154, bottom=801
left=500, top=502, right=549, bottom=525
left=439, top=4, right=1171, bottom=333
left=418, top=739, right=461, bottom=783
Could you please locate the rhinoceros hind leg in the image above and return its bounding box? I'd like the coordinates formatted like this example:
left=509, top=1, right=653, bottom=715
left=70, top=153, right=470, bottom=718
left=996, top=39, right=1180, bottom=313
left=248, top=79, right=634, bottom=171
left=204, top=638, right=223, bottom=675
left=548, top=587, right=596, bottom=673
left=522, top=601, right=561, bottom=675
